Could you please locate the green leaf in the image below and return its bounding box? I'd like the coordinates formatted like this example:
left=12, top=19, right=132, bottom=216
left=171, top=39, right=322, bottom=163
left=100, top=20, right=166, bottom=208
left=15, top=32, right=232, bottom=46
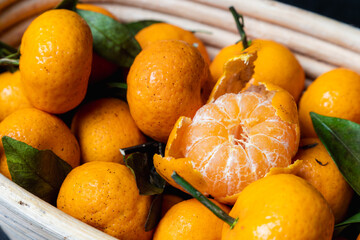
left=55, top=0, right=78, bottom=11
left=106, top=82, right=127, bottom=89
left=144, top=194, right=163, bottom=231
left=125, top=20, right=162, bottom=37
left=2, top=136, right=72, bottom=204
left=0, top=41, right=20, bottom=73
left=122, top=141, right=166, bottom=195
left=124, top=152, right=165, bottom=195
left=122, top=142, right=166, bottom=232
left=0, top=42, right=17, bottom=57
left=77, top=9, right=141, bottom=68
left=336, top=212, right=360, bottom=228
left=310, top=112, right=360, bottom=195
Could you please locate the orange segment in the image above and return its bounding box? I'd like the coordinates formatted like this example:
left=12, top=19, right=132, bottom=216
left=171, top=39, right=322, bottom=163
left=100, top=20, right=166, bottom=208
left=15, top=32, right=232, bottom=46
left=155, top=83, right=300, bottom=204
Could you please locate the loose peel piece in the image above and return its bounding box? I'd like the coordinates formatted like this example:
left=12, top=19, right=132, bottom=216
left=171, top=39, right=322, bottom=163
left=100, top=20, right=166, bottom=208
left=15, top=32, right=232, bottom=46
left=155, top=82, right=300, bottom=204
left=207, top=50, right=257, bottom=103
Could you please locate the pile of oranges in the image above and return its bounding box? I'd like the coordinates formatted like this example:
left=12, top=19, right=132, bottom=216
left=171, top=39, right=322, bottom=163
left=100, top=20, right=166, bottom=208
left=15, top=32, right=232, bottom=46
left=0, top=3, right=360, bottom=240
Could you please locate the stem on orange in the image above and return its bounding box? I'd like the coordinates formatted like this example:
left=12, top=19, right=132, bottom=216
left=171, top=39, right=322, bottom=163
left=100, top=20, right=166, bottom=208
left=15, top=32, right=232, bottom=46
left=55, top=0, right=78, bottom=11
left=171, top=171, right=238, bottom=229
left=0, top=58, right=19, bottom=66
left=229, top=6, right=249, bottom=50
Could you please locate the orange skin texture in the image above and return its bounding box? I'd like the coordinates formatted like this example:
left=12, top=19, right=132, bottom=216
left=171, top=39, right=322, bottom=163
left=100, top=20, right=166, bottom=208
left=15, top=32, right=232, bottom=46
left=299, top=68, right=360, bottom=137
left=0, top=71, right=32, bottom=121
left=0, top=108, right=80, bottom=179
left=222, top=174, right=334, bottom=240
left=269, top=138, right=353, bottom=223
left=154, top=198, right=230, bottom=240
left=210, top=39, right=305, bottom=101
left=76, top=3, right=118, bottom=83
left=155, top=82, right=300, bottom=204
left=71, top=98, right=146, bottom=164
left=57, top=161, right=153, bottom=240
left=127, top=40, right=211, bottom=142
left=19, top=9, right=93, bottom=114
left=135, top=23, right=210, bottom=65
left=161, top=194, right=184, bottom=217
left=294, top=138, right=354, bottom=223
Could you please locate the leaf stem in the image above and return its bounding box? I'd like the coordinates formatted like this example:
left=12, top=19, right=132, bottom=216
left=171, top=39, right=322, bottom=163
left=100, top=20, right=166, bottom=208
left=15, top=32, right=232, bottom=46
left=171, top=171, right=238, bottom=229
left=106, top=82, right=128, bottom=89
left=0, top=58, right=19, bottom=66
left=55, top=0, right=78, bottom=11
left=0, top=41, right=17, bottom=54
left=229, top=6, right=249, bottom=50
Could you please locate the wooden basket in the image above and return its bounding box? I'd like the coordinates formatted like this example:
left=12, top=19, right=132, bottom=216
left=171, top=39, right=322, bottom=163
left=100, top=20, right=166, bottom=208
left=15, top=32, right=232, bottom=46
left=0, top=0, right=359, bottom=239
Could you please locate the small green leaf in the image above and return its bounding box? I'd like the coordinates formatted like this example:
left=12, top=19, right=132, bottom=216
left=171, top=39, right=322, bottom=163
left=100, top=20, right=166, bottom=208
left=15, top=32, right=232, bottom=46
left=2, top=136, right=72, bottom=204
left=0, top=42, right=17, bottom=57
left=122, top=142, right=166, bottom=231
left=77, top=9, right=141, bottom=68
left=336, top=212, right=360, bottom=228
left=125, top=20, right=162, bottom=37
left=125, top=152, right=165, bottom=195
left=144, top=194, right=163, bottom=231
left=310, top=112, right=360, bottom=195
left=0, top=41, right=20, bottom=73
left=106, top=82, right=127, bottom=89
left=121, top=141, right=165, bottom=156
left=122, top=141, right=166, bottom=195
left=55, top=0, right=78, bottom=11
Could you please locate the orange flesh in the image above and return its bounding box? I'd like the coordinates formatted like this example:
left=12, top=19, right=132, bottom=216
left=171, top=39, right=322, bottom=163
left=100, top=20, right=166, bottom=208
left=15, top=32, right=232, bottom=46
left=176, top=88, right=297, bottom=199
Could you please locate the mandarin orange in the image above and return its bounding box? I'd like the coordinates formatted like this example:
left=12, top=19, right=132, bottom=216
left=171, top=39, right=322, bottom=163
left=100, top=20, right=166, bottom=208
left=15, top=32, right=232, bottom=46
left=127, top=40, right=211, bottom=143
left=57, top=161, right=152, bottom=240
left=135, top=22, right=210, bottom=65
left=71, top=98, right=146, bottom=164
left=298, top=68, right=360, bottom=137
left=0, top=71, right=32, bottom=121
left=0, top=108, right=80, bottom=179
left=222, top=174, right=334, bottom=240
left=268, top=138, right=354, bottom=223
left=155, top=82, right=300, bottom=204
left=154, top=198, right=229, bottom=240
left=19, top=9, right=92, bottom=114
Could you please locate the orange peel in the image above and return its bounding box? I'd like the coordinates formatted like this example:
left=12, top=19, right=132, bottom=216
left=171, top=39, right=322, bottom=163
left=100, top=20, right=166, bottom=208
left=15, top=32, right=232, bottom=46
left=154, top=51, right=300, bottom=204
left=207, top=50, right=257, bottom=103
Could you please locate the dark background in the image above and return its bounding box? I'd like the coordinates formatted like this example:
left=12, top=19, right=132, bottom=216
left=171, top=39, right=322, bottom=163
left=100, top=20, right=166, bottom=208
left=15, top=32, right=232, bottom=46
left=277, top=0, right=360, bottom=28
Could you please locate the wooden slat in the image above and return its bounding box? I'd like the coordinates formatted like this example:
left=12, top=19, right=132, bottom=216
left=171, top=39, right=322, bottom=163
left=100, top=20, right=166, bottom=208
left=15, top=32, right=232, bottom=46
left=0, top=0, right=61, bottom=33
left=0, top=174, right=117, bottom=240
left=83, top=0, right=360, bottom=73
left=192, top=0, right=360, bottom=54
left=96, top=3, right=337, bottom=79
left=0, top=0, right=17, bottom=12
left=0, top=16, right=36, bottom=47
